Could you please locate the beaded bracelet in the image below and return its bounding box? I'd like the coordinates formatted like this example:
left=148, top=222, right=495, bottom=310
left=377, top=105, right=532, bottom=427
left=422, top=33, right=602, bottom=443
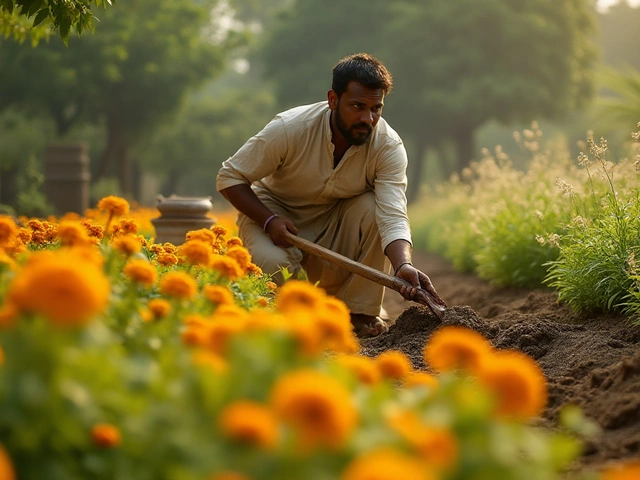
left=263, top=214, right=278, bottom=232
left=394, top=261, right=413, bottom=276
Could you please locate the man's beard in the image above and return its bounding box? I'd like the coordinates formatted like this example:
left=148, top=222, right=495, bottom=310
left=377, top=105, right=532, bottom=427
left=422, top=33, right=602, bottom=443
left=335, top=103, right=373, bottom=146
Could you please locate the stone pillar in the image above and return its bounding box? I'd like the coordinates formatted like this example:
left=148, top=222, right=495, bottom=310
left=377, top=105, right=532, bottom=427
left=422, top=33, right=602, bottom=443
left=43, top=143, right=91, bottom=216
left=151, top=195, right=216, bottom=245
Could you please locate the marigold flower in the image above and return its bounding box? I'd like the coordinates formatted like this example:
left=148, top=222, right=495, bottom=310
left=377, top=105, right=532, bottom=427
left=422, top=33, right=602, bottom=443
left=210, top=254, right=243, bottom=280
left=341, top=447, right=433, bottom=480
left=204, top=285, right=235, bottom=305
left=0, top=444, right=16, bottom=480
left=156, top=252, right=178, bottom=266
left=602, top=460, right=640, bottom=480
left=219, top=401, right=279, bottom=449
left=112, top=234, right=142, bottom=256
left=423, top=326, right=493, bottom=374
left=147, top=298, right=171, bottom=319
left=97, top=196, right=130, bottom=216
left=64, top=245, right=104, bottom=268
left=286, top=311, right=323, bottom=357
left=0, top=303, right=17, bottom=328
left=163, top=242, right=178, bottom=254
left=16, top=227, right=31, bottom=244
left=403, top=372, right=438, bottom=390
left=270, top=369, right=357, bottom=449
left=186, top=228, right=215, bottom=244
left=7, top=251, right=110, bottom=327
left=265, top=281, right=277, bottom=291
left=226, top=236, right=243, bottom=247
left=112, top=219, right=138, bottom=236
left=91, top=423, right=121, bottom=448
left=123, top=259, right=158, bottom=287
left=159, top=271, right=197, bottom=300
left=27, top=219, right=44, bottom=232
left=335, top=354, right=381, bottom=385
left=375, top=350, right=413, bottom=381
left=315, top=304, right=357, bottom=354
left=57, top=221, right=91, bottom=247
left=180, top=240, right=212, bottom=265
left=211, top=225, right=228, bottom=237
left=246, top=263, right=263, bottom=277
left=81, top=220, right=105, bottom=239
left=0, top=216, right=18, bottom=246
left=192, top=350, right=227, bottom=373
left=225, top=245, right=251, bottom=272
left=275, top=280, right=326, bottom=313
left=209, top=319, right=244, bottom=356
left=256, top=297, right=269, bottom=307
left=388, top=411, right=458, bottom=470
left=476, top=349, right=547, bottom=418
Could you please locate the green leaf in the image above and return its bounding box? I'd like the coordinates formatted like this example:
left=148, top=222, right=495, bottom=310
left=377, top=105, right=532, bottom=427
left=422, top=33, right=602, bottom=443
left=32, top=7, right=49, bottom=28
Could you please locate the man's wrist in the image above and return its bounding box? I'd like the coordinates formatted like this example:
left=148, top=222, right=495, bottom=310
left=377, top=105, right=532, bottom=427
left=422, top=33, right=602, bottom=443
left=263, top=214, right=278, bottom=231
left=394, top=261, right=413, bottom=275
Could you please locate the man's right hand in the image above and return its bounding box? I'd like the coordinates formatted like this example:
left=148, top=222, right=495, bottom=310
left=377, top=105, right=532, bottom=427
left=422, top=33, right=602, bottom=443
left=265, top=216, right=298, bottom=248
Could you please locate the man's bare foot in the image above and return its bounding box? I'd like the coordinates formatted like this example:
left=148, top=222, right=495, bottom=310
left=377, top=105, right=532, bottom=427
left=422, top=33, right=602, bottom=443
left=350, top=313, right=389, bottom=338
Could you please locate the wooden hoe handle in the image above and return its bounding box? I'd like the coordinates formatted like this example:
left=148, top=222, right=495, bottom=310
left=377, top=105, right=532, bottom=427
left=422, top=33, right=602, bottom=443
left=283, top=231, right=445, bottom=320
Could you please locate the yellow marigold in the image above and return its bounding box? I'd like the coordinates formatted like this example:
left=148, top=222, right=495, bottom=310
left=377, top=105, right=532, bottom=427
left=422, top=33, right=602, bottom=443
left=162, top=242, right=178, bottom=254
left=192, top=350, right=227, bottom=373
left=219, top=401, right=279, bottom=449
left=602, top=460, right=640, bottom=480
left=270, top=369, right=357, bottom=450
left=186, top=228, right=215, bottom=244
left=341, top=447, right=433, bottom=480
left=42, top=221, right=58, bottom=242
left=27, top=219, right=44, bottom=232
left=375, top=350, right=413, bottom=381
left=97, top=196, right=130, bottom=216
left=180, top=240, right=212, bottom=266
left=403, top=372, right=439, bottom=390
left=204, top=284, right=235, bottom=305
left=7, top=251, right=110, bottom=327
left=210, top=254, right=243, bottom=280
left=181, top=324, right=211, bottom=347
left=0, top=216, right=17, bottom=246
left=123, top=259, right=158, bottom=287
left=226, top=236, right=243, bottom=247
left=286, top=311, right=323, bottom=357
left=275, top=280, right=326, bottom=314
left=265, top=281, right=277, bottom=291
left=0, top=444, right=16, bottom=480
left=112, top=219, right=138, bottom=236
left=225, top=245, right=251, bottom=272
left=315, top=305, right=358, bottom=354
left=112, top=234, right=142, bottom=256
left=423, top=326, right=493, bottom=374
left=335, top=354, right=381, bottom=385
left=388, top=411, right=458, bottom=470
left=17, top=227, right=31, bottom=244
left=476, top=349, right=547, bottom=419
left=81, top=220, right=104, bottom=239
left=0, top=303, right=19, bottom=328
left=209, top=319, right=244, bottom=356
left=159, top=271, right=197, bottom=300
left=91, top=423, right=121, bottom=448
left=147, top=298, right=171, bottom=319
left=211, top=225, right=228, bottom=237
left=57, top=221, right=91, bottom=247
left=156, top=252, right=178, bottom=267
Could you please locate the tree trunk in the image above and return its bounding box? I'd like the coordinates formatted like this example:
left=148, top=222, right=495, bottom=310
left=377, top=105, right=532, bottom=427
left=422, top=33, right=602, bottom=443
left=453, top=126, right=476, bottom=173
left=406, top=138, right=426, bottom=205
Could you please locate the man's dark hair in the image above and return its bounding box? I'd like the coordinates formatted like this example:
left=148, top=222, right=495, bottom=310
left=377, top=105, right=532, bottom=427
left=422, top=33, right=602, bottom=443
left=331, top=53, right=393, bottom=97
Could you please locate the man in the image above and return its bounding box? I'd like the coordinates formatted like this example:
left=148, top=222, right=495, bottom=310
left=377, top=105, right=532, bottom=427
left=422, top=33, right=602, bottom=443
left=217, top=53, right=445, bottom=337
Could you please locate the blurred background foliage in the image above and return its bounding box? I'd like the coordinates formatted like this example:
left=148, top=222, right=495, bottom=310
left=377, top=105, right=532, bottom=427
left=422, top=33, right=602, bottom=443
left=0, top=0, right=639, bottom=212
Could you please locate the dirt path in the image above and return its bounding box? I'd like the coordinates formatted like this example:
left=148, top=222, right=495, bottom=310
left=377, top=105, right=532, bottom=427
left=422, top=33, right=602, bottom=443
left=364, top=251, right=640, bottom=471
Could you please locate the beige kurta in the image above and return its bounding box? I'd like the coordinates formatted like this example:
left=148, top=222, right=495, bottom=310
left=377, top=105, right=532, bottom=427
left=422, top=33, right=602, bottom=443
left=216, top=101, right=412, bottom=315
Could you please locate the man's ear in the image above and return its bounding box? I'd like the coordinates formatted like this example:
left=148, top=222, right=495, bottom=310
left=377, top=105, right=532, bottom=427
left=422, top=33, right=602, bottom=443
left=327, top=89, right=338, bottom=110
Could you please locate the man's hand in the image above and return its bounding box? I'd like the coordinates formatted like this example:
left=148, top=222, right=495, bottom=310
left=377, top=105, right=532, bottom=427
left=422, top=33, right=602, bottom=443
left=395, top=263, right=447, bottom=307
left=265, top=216, right=298, bottom=248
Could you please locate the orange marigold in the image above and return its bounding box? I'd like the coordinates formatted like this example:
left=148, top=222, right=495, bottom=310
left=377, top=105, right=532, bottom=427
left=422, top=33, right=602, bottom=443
left=403, top=372, right=439, bottom=390
left=204, top=284, right=235, bottom=305
left=81, top=220, right=105, bottom=239
left=265, top=281, right=277, bottom=291
left=91, top=423, right=121, bottom=448
left=57, top=221, right=91, bottom=247
left=423, top=326, right=493, bottom=374
left=148, top=298, right=171, bottom=319
left=602, top=460, right=640, bottom=480
left=335, top=354, right=381, bottom=385
left=375, top=350, right=413, bottom=381
left=270, top=369, right=357, bottom=450
left=97, top=196, right=130, bottom=216
left=123, top=259, right=158, bottom=287
left=112, top=234, right=142, bottom=256
left=159, top=271, right=197, bottom=300
left=156, top=252, right=178, bottom=267
left=112, top=219, right=139, bottom=236
left=341, top=447, right=433, bottom=480
left=476, top=349, right=547, bottom=419
left=219, top=401, right=279, bottom=449
left=246, top=263, right=263, bottom=277
left=275, top=280, right=326, bottom=314
left=186, top=228, right=215, bottom=244
left=0, top=444, right=16, bottom=480
left=180, top=240, right=212, bottom=266
left=7, top=250, right=110, bottom=327
left=0, top=216, right=17, bottom=246
left=211, top=225, right=228, bottom=237
left=0, top=303, right=18, bottom=328
left=210, top=254, right=243, bottom=280
left=225, top=245, right=251, bottom=272
left=226, top=236, right=243, bottom=247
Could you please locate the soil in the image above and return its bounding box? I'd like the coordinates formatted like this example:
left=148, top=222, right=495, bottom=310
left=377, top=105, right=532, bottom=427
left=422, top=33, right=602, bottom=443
left=362, top=251, right=640, bottom=472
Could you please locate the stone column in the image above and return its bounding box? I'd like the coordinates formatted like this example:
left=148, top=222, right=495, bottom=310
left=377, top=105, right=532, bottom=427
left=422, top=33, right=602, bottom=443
left=151, top=195, right=216, bottom=245
left=43, top=143, right=91, bottom=216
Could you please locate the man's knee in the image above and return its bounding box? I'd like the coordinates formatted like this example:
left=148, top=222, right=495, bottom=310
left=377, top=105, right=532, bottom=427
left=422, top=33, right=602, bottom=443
left=343, top=192, right=377, bottom=231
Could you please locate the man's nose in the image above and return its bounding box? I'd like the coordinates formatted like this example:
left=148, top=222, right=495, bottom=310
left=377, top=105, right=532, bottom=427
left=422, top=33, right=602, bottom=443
left=361, top=111, right=374, bottom=124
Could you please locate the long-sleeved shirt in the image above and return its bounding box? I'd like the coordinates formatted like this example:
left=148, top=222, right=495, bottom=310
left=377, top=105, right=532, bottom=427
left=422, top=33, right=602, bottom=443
left=216, top=101, right=412, bottom=250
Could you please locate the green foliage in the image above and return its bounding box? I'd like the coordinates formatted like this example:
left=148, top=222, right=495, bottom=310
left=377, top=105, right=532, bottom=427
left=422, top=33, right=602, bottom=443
left=595, top=66, right=640, bottom=137
left=0, top=0, right=115, bottom=45
left=15, top=154, right=52, bottom=217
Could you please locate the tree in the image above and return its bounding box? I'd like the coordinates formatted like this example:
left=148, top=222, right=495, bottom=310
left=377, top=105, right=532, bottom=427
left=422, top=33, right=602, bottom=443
left=0, top=0, right=245, bottom=197
left=0, top=0, right=115, bottom=45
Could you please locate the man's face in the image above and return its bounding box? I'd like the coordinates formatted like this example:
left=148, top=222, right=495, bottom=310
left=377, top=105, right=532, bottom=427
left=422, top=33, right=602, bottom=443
left=331, top=81, right=385, bottom=146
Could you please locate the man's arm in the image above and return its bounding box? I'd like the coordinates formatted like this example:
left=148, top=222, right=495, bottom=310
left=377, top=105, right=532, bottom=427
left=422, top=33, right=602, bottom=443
left=219, top=184, right=298, bottom=248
